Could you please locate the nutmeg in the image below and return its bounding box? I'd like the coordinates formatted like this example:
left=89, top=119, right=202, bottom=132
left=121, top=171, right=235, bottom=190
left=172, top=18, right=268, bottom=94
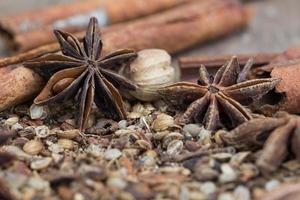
left=121, top=49, right=177, bottom=101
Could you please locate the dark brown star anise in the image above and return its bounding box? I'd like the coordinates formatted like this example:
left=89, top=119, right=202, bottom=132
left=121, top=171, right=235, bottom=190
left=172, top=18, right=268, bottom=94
left=159, top=57, right=280, bottom=131
left=24, top=17, right=138, bottom=131
left=220, top=112, right=300, bottom=174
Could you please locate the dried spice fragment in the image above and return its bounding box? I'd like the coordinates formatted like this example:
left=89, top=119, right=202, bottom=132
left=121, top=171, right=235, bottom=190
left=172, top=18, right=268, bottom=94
left=172, top=147, right=236, bottom=162
left=86, top=119, right=119, bottom=135
left=179, top=52, right=279, bottom=69
left=0, top=130, right=16, bottom=146
left=24, top=17, right=137, bottom=131
left=0, top=0, right=193, bottom=52
left=0, top=151, right=16, bottom=166
left=220, top=112, right=300, bottom=174
left=0, top=178, right=16, bottom=200
left=269, top=47, right=300, bottom=64
left=159, top=57, right=280, bottom=131
left=257, top=182, right=300, bottom=200
left=0, top=0, right=250, bottom=68
left=252, top=48, right=300, bottom=114
left=0, top=0, right=250, bottom=113
left=218, top=117, right=287, bottom=149
left=0, top=66, right=45, bottom=112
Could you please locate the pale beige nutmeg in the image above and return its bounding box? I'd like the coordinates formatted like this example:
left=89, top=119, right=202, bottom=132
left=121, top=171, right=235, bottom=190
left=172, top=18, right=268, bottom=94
left=121, top=49, right=177, bottom=101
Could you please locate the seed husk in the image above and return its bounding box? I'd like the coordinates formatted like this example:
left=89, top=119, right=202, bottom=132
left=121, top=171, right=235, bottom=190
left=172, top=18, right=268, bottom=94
left=57, top=129, right=80, bottom=139
left=151, top=114, right=174, bottom=132
left=58, top=139, right=74, bottom=150
left=23, top=140, right=44, bottom=155
left=52, top=78, right=75, bottom=94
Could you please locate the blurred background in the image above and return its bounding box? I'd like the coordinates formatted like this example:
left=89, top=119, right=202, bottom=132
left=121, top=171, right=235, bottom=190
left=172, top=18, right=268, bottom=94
left=0, top=0, right=299, bottom=57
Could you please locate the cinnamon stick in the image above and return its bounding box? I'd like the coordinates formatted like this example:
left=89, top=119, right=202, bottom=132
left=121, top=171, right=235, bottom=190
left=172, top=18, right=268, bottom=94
left=0, top=0, right=192, bottom=52
left=0, top=66, right=44, bottom=111
left=0, top=0, right=250, bottom=111
left=270, top=60, right=300, bottom=113
left=0, top=0, right=250, bottom=67
left=0, top=66, right=11, bottom=75
left=253, top=48, right=300, bottom=114
left=179, top=53, right=279, bottom=69
left=99, top=0, right=250, bottom=55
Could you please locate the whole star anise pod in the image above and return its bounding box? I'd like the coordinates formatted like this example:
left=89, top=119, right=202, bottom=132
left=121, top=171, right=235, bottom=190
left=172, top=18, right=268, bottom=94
left=24, top=17, right=138, bottom=131
left=219, top=112, right=300, bottom=174
left=159, top=57, right=280, bottom=131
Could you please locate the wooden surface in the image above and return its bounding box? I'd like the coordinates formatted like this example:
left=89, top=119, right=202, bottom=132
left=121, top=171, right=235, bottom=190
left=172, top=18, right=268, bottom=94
left=0, top=0, right=299, bottom=57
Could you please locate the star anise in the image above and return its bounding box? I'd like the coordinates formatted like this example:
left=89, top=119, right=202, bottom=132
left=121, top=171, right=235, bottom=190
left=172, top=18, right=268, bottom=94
left=220, top=112, right=300, bottom=174
left=159, top=57, right=280, bottom=131
left=24, top=17, right=138, bottom=131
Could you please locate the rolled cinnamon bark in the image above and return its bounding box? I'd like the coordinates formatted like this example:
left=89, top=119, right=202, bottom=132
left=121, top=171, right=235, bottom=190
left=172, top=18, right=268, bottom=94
left=0, top=0, right=192, bottom=52
left=0, top=0, right=250, bottom=67
left=270, top=47, right=300, bottom=64
left=270, top=61, right=300, bottom=113
left=100, top=0, right=250, bottom=55
left=0, top=66, right=11, bottom=75
left=180, top=52, right=279, bottom=82
left=253, top=48, right=300, bottom=114
left=179, top=53, right=279, bottom=69
left=0, top=66, right=44, bottom=111
left=0, top=0, right=250, bottom=111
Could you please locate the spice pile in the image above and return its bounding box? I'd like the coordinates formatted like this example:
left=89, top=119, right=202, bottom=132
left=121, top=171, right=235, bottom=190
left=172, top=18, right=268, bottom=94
left=2, top=99, right=300, bottom=199
left=0, top=1, right=300, bottom=200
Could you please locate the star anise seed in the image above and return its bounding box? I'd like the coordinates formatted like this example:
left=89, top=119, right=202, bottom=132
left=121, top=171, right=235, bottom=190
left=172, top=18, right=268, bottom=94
left=220, top=112, right=300, bottom=174
left=159, top=57, right=280, bottom=131
left=24, top=17, right=138, bottom=131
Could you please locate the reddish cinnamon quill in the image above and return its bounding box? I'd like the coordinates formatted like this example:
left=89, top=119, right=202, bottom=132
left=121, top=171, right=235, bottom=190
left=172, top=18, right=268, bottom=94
left=254, top=51, right=300, bottom=114
left=0, top=0, right=192, bottom=52
left=179, top=53, right=279, bottom=69
left=0, top=66, right=44, bottom=111
left=180, top=53, right=279, bottom=82
left=0, top=0, right=250, bottom=67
